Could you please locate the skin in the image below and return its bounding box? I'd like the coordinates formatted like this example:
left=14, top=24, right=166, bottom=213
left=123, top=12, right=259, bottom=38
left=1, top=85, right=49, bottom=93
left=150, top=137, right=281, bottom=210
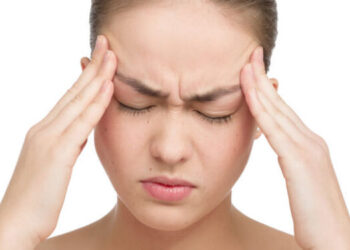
left=2, top=1, right=348, bottom=250
left=79, top=2, right=283, bottom=250
left=79, top=2, right=350, bottom=249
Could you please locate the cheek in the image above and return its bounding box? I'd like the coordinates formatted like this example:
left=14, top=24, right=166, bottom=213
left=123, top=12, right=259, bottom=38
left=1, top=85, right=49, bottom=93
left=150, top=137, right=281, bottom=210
left=94, top=100, right=256, bottom=194
left=198, top=102, right=256, bottom=193
left=94, top=102, right=149, bottom=187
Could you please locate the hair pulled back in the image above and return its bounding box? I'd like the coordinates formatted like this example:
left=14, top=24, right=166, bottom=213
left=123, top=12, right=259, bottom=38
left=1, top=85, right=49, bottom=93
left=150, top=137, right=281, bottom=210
left=89, top=0, right=278, bottom=72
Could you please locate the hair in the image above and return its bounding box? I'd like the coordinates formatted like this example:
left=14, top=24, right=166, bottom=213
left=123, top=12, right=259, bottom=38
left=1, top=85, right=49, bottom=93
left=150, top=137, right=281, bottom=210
left=89, top=0, right=278, bottom=72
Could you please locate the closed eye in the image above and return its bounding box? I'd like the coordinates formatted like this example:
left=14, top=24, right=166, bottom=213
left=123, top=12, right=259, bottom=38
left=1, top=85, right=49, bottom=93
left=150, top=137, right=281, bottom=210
left=116, top=101, right=234, bottom=125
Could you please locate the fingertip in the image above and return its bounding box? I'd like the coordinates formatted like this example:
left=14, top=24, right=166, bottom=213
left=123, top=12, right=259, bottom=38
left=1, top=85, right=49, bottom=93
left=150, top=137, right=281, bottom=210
left=109, top=50, right=117, bottom=64
left=100, top=35, right=108, bottom=49
left=251, top=46, right=260, bottom=62
left=96, top=35, right=107, bottom=50
left=240, top=64, right=258, bottom=112
left=243, top=63, right=254, bottom=81
left=240, top=63, right=254, bottom=93
left=251, top=46, right=266, bottom=77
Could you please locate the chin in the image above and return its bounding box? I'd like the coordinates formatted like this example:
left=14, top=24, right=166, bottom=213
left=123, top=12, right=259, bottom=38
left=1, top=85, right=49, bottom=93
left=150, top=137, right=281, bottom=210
left=119, top=195, right=204, bottom=232
left=135, top=209, right=197, bottom=232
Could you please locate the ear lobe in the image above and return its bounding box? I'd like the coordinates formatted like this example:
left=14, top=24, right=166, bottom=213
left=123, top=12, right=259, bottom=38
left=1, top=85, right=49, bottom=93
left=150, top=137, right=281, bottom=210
left=80, top=57, right=91, bottom=71
left=254, top=128, right=262, bottom=140
left=269, top=78, right=279, bottom=91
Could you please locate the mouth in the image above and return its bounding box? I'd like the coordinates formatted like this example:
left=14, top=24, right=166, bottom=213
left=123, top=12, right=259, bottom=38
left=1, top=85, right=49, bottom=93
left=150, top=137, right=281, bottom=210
left=140, top=175, right=196, bottom=188
left=140, top=182, right=194, bottom=202
left=140, top=175, right=196, bottom=202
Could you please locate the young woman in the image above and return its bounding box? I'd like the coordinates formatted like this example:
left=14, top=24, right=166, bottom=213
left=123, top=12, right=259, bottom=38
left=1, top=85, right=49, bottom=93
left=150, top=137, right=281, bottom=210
left=0, top=1, right=349, bottom=249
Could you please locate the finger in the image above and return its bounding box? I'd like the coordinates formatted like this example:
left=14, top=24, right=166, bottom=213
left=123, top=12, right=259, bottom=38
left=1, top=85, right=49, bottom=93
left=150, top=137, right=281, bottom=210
left=59, top=79, right=113, bottom=157
left=37, top=35, right=109, bottom=130
left=241, top=63, right=301, bottom=158
left=80, top=138, right=88, bottom=151
left=248, top=54, right=310, bottom=146
left=46, top=49, right=117, bottom=136
left=250, top=46, right=318, bottom=139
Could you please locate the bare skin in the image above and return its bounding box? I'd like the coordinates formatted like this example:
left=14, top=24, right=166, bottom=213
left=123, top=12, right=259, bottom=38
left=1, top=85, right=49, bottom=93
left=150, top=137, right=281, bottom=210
left=36, top=200, right=302, bottom=250
left=37, top=26, right=301, bottom=248
left=2, top=1, right=348, bottom=250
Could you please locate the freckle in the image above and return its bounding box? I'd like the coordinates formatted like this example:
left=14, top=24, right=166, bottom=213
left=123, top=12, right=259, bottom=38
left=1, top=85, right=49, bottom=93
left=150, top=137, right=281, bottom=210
left=104, top=127, right=108, bottom=133
left=149, top=168, right=152, bottom=172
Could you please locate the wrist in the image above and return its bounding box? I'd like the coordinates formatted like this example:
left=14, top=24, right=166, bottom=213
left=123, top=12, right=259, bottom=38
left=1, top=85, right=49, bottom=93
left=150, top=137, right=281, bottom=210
left=0, top=223, right=41, bottom=250
left=311, top=229, right=350, bottom=250
left=0, top=210, right=41, bottom=250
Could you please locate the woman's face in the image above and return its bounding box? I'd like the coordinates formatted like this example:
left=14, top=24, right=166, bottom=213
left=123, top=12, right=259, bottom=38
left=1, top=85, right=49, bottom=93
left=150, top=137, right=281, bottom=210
left=93, top=2, right=262, bottom=231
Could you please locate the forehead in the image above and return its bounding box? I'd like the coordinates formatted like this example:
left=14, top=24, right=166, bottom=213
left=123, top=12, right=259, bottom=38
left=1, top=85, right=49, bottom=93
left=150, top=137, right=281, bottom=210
left=102, top=2, right=258, bottom=93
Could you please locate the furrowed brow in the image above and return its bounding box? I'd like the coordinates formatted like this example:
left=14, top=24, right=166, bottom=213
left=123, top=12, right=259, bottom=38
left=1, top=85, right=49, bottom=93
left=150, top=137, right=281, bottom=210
left=115, top=71, right=241, bottom=103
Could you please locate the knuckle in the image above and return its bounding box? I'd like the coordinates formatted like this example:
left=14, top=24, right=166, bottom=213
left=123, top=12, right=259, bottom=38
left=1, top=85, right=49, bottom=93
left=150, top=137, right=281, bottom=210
left=90, top=57, right=98, bottom=66
left=27, top=123, right=41, bottom=137
left=26, top=117, right=61, bottom=142
left=26, top=122, right=47, bottom=140
left=92, top=99, right=106, bottom=113
left=26, top=127, right=37, bottom=140
left=66, top=84, right=79, bottom=96
left=314, top=144, right=327, bottom=160
left=305, top=139, right=326, bottom=160
left=316, top=136, right=330, bottom=154
left=93, top=75, right=105, bottom=85
left=308, top=132, right=329, bottom=153
left=316, top=135, right=327, bottom=146
left=26, top=128, right=52, bottom=148
left=79, top=109, right=95, bottom=128
left=71, top=92, right=84, bottom=105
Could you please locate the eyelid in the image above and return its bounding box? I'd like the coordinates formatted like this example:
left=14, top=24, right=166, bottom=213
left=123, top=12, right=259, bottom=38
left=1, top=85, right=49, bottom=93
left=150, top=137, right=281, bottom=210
left=117, top=100, right=234, bottom=118
left=117, top=100, right=234, bottom=125
left=196, top=110, right=234, bottom=119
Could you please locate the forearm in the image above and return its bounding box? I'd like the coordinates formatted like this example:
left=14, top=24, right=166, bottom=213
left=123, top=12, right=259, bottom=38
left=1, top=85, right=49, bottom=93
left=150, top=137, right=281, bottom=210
left=310, top=224, right=350, bottom=250
left=0, top=209, right=40, bottom=250
left=0, top=233, right=37, bottom=250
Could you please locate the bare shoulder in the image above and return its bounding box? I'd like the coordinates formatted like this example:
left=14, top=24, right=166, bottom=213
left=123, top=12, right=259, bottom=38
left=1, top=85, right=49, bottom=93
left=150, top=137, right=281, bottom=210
left=233, top=209, right=303, bottom=250
left=34, top=220, right=104, bottom=250
left=35, top=209, right=302, bottom=250
left=34, top=230, right=89, bottom=250
left=251, top=222, right=302, bottom=250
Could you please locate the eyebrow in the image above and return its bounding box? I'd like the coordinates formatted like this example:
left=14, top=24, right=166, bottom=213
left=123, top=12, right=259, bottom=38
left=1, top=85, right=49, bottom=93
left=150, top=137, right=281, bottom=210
left=115, top=71, right=241, bottom=102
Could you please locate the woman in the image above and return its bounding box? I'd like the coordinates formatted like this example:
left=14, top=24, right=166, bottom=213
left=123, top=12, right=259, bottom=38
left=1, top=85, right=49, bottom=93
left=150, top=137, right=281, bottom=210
left=0, top=0, right=349, bottom=249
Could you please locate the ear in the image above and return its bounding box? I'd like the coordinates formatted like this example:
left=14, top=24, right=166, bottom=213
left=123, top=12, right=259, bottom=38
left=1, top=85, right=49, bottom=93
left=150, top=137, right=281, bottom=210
left=269, top=77, right=279, bottom=92
left=80, top=57, right=91, bottom=72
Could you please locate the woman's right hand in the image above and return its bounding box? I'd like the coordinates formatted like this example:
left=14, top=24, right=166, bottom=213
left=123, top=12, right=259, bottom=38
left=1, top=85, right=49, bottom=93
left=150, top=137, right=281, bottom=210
left=0, top=35, right=117, bottom=249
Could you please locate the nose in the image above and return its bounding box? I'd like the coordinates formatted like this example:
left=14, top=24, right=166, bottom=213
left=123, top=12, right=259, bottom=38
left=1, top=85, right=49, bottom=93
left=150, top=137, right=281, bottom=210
left=150, top=111, right=192, bottom=166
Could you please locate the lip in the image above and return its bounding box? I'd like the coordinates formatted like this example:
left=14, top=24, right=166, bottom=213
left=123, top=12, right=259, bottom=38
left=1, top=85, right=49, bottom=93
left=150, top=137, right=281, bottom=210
left=140, top=176, right=196, bottom=188
left=141, top=182, right=194, bottom=202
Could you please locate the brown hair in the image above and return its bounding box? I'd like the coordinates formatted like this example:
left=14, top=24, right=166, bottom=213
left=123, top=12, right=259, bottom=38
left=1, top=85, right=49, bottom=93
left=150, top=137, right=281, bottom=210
left=89, top=0, right=278, bottom=72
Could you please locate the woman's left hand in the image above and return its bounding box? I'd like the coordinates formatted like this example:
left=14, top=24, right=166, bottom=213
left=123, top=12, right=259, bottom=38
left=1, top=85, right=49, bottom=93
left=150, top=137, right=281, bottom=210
left=240, top=46, right=350, bottom=250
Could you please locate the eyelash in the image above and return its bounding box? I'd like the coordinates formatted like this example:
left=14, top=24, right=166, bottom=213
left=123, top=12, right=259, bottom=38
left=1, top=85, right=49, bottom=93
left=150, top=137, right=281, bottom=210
left=117, top=101, right=233, bottom=125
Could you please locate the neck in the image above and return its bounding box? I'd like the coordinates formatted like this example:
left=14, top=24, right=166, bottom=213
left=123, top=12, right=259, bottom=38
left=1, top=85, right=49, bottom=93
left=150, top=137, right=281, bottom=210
left=100, top=193, right=244, bottom=250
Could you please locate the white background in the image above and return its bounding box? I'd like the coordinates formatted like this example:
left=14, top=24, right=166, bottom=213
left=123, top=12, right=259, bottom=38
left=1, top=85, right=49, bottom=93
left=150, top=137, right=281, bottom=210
left=0, top=1, right=349, bottom=238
